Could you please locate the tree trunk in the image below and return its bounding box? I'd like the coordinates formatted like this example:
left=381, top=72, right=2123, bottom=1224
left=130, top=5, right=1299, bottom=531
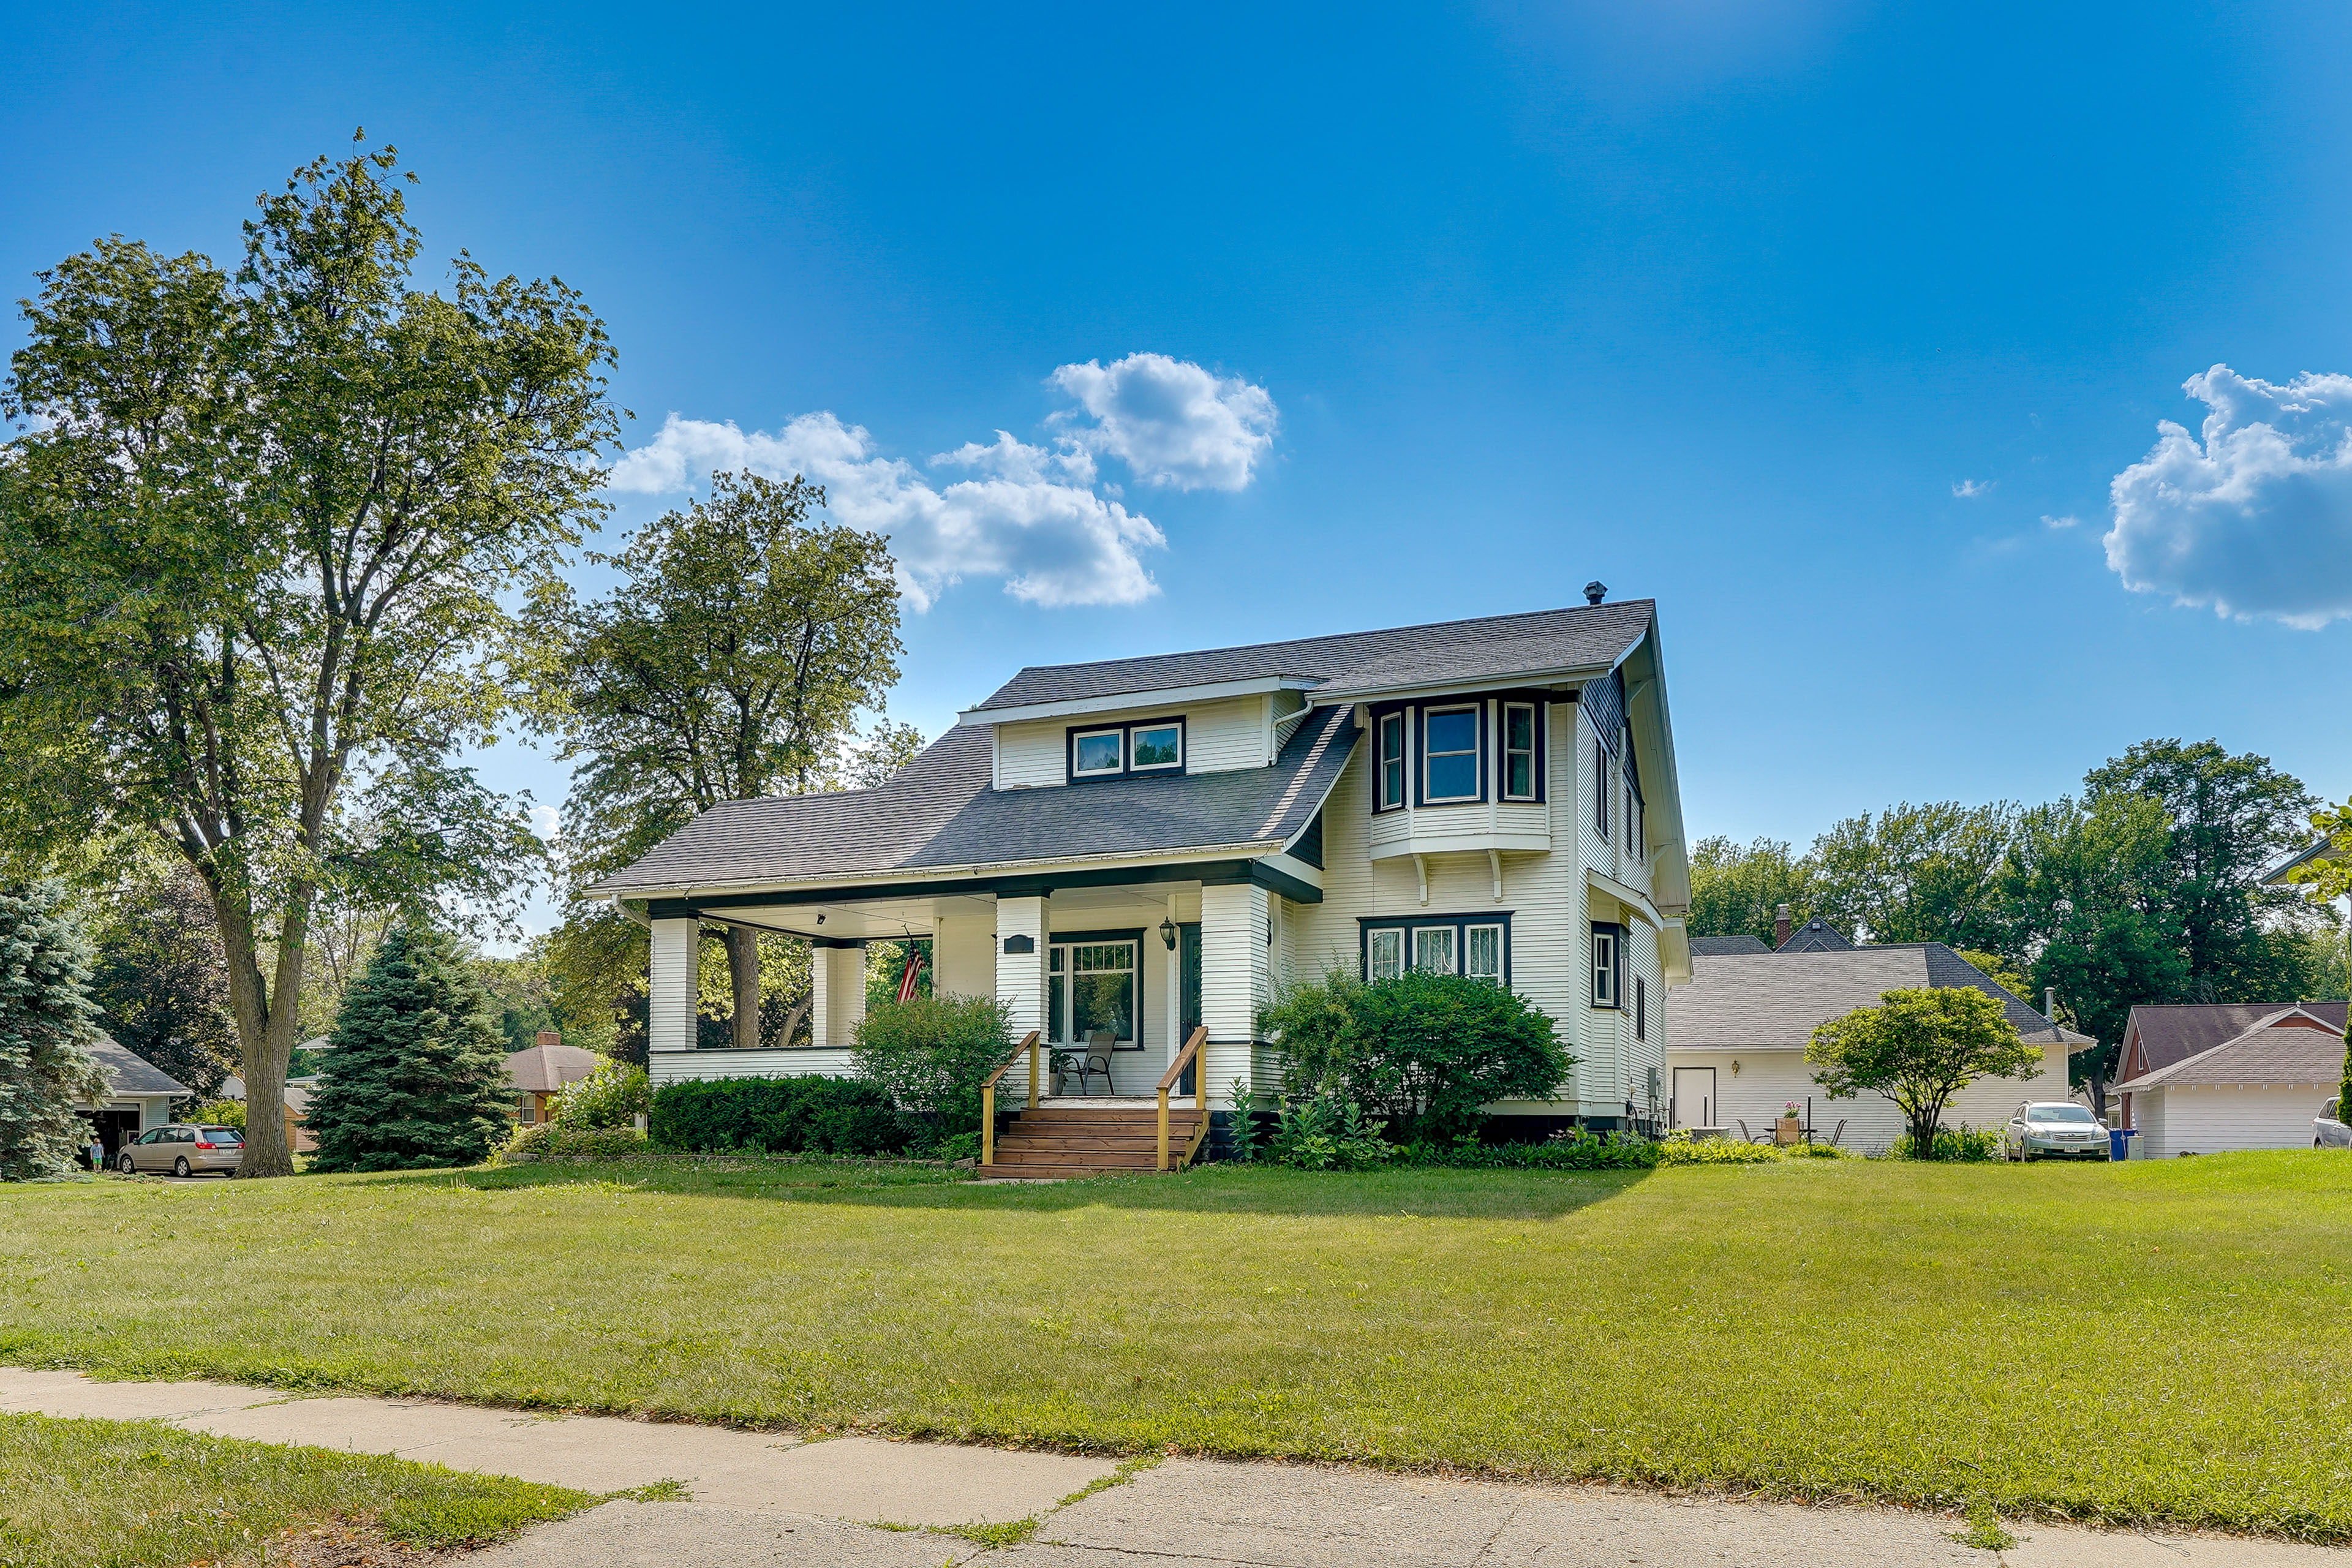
left=726, top=925, right=761, bottom=1050
left=210, top=899, right=293, bottom=1178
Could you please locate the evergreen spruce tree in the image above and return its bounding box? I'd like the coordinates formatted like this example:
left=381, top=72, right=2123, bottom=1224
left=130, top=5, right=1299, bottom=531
left=306, top=923, right=515, bottom=1172
left=0, top=884, right=110, bottom=1180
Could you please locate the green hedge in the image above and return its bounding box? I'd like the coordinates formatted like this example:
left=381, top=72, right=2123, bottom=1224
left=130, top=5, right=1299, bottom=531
left=647, top=1076, right=927, bottom=1155
left=499, top=1123, right=649, bottom=1161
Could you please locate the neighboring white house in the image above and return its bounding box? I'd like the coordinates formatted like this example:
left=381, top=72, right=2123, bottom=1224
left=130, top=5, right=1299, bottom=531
left=2111, top=1003, right=2346, bottom=1158
left=74, top=1036, right=190, bottom=1165
left=1665, top=922, right=2084, bottom=1153
left=589, top=597, right=1694, bottom=1172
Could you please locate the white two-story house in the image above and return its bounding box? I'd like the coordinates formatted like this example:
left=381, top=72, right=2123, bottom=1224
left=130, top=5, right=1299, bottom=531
left=591, top=595, right=1691, bottom=1172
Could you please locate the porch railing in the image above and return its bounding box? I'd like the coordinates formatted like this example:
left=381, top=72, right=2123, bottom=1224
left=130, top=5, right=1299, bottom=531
left=979, top=1030, right=1042, bottom=1169
left=1157, top=1025, right=1208, bottom=1172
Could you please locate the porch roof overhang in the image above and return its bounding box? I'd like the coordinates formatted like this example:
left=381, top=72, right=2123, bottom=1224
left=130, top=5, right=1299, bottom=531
left=591, top=704, right=1357, bottom=908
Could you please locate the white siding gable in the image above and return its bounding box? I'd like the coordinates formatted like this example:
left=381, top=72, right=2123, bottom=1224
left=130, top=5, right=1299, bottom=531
left=994, top=695, right=1275, bottom=789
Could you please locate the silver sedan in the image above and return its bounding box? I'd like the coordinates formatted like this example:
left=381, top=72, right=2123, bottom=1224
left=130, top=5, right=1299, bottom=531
left=2320, top=1097, right=2350, bottom=1151
left=2002, top=1102, right=2111, bottom=1161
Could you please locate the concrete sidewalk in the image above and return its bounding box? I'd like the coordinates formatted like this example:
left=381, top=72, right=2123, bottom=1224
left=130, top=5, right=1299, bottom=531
left=6, top=1368, right=2342, bottom=1567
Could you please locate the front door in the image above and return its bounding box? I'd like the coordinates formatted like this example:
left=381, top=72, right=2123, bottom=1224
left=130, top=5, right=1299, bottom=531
left=1672, top=1067, right=1717, bottom=1130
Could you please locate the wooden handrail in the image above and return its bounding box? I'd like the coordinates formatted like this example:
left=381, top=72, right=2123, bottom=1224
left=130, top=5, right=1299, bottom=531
left=980, top=1030, right=1042, bottom=1169
left=1157, top=1025, right=1208, bottom=1171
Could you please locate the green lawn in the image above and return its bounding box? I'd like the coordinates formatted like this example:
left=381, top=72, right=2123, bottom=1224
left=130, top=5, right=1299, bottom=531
left=0, top=1410, right=590, bottom=1568
left=4, top=1153, right=2350, bottom=1540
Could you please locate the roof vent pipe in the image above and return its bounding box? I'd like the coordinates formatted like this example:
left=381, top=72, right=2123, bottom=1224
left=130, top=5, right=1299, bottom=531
left=1583, top=581, right=1607, bottom=606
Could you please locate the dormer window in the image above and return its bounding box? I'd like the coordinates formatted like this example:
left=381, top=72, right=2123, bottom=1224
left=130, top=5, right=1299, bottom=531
left=1422, top=706, right=1480, bottom=802
left=1066, top=717, right=1186, bottom=782
left=1072, top=727, right=1125, bottom=777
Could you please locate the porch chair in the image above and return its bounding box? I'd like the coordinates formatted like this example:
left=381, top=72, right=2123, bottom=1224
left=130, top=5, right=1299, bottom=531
left=1818, top=1118, right=1846, bottom=1148
left=1068, top=1030, right=1116, bottom=1094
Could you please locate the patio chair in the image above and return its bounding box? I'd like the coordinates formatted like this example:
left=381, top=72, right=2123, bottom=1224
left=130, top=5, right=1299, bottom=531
left=1737, top=1119, right=1772, bottom=1145
left=1066, top=1030, right=1116, bottom=1094
left=1818, top=1118, right=1846, bottom=1148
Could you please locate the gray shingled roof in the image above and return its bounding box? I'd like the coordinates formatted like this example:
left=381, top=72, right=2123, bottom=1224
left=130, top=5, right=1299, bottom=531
left=2124, top=1001, right=2347, bottom=1079
left=506, top=1042, right=605, bottom=1094
left=592, top=705, right=1359, bottom=895
left=1670, top=941, right=2086, bottom=1049
left=970, top=601, right=1653, bottom=712
left=1777, top=918, right=1855, bottom=952
left=1688, top=934, right=1772, bottom=956
left=2116, top=1009, right=2346, bottom=1090
left=85, top=1035, right=190, bottom=1098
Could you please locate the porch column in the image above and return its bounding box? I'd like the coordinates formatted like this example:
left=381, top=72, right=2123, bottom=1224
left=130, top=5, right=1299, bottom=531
left=1199, top=880, right=1272, bottom=1110
left=649, top=917, right=700, bottom=1068
left=811, top=943, right=867, bottom=1049
left=995, top=894, right=1048, bottom=1098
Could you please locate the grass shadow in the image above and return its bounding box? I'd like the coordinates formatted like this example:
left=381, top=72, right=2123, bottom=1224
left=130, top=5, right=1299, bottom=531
left=382, top=1157, right=1655, bottom=1221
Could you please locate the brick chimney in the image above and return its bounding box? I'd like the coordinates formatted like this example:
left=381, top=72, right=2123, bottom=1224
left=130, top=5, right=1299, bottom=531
left=536, top=1030, right=560, bottom=1050
left=1773, top=903, right=1793, bottom=949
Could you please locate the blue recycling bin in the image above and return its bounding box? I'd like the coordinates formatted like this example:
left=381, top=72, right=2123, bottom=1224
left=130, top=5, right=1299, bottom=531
left=2108, top=1127, right=2138, bottom=1161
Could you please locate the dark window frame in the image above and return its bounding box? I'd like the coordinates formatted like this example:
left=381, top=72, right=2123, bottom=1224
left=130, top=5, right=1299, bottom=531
left=1591, top=922, right=1623, bottom=1009
left=1359, top=912, right=1514, bottom=988
left=1417, top=702, right=1486, bottom=806
left=1635, top=974, right=1647, bottom=1039
left=1374, top=710, right=1408, bottom=812
left=1065, top=716, right=1188, bottom=784
left=1501, top=699, right=1540, bottom=802
left=1046, top=925, right=1146, bottom=1050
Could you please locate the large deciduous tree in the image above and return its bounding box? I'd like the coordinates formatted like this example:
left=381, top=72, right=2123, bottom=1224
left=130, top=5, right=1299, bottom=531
left=86, top=861, right=239, bottom=1098
left=0, top=140, right=614, bottom=1175
left=1686, top=835, right=1816, bottom=944
left=1806, top=986, right=2041, bottom=1159
left=529, top=471, right=908, bottom=1049
left=1807, top=801, right=2019, bottom=951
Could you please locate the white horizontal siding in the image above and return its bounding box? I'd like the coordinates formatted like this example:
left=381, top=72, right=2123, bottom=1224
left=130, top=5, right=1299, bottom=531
left=1662, top=1046, right=2073, bottom=1154
left=2136, top=1085, right=2336, bottom=1158
left=994, top=695, right=1272, bottom=789
left=648, top=1047, right=861, bottom=1087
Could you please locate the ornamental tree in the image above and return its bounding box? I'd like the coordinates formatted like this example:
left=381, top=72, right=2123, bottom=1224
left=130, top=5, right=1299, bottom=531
left=1806, top=986, right=2042, bottom=1159
left=305, top=922, right=515, bottom=1172
left=0, top=884, right=110, bottom=1180
left=0, top=139, right=614, bottom=1175
left=2282, top=796, right=2352, bottom=1134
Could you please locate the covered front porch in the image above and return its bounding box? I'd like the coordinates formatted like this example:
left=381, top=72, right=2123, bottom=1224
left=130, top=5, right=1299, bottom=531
left=641, top=864, right=1297, bottom=1117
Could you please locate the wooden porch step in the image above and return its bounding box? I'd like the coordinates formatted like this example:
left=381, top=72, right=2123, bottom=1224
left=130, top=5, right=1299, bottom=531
left=993, top=1134, right=1182, bottom=1153
left=990, top=1148, right=1163, bottom=1169
left=978, top=1159, right=1174, bottom=1179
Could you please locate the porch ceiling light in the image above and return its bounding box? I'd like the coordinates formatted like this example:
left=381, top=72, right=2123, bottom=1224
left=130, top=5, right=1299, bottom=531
left=1159, top=916, right=1178, bottom=951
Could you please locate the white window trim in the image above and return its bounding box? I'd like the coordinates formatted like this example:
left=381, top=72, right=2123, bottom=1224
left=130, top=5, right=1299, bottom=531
left=1367, top=928, right=1404, bottom=981
left=1465, top=922, right=1505, bottom=982
left=1423, top=703, right=1481, bottom=804
left=1071, top=726, right=1126, bottom=778
left=1129, top=722, right=1185, bottom=774
left=1592, top=928, right=1619, bottom=1008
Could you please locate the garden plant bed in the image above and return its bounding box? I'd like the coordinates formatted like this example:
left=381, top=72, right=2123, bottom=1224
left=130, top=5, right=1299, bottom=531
left=3, top=1152, right=2348, bottom=1542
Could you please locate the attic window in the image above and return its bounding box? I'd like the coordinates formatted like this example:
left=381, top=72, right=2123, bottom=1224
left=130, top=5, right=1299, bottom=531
left=1072, top=728, right=1125, bottom=777
left=1066, top=717, right=1187, bottom=783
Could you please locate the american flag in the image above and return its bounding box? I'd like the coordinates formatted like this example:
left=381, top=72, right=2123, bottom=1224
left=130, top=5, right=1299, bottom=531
left=895, top=946, right=928, bottom=1004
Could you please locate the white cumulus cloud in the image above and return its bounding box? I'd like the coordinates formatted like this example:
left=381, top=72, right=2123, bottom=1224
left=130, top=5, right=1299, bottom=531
left=1049, top=353, right=1277, bottom=491
left=608, top=413, right=1164, bottom=610
left=604, top=355, right=1275, bottom=610
left=1952, top=478, right=1993, bottom=498
left=2104, top=365, right=2352, bottom=628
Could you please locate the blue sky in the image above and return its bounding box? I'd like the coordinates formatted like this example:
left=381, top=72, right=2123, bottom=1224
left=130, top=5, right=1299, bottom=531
left=9, top=0, right=2352, bottom=937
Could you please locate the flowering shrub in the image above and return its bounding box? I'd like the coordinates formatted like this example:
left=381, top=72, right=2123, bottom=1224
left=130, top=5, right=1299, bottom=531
left=549, top=1059, right=649, bottom=1129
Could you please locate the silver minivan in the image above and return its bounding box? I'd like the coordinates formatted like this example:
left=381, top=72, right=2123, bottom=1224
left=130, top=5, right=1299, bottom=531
left=115, top=1125, right=243, bottom=1177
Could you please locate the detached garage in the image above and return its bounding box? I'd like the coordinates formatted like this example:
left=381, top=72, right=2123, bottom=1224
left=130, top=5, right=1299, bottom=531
left=2113, top=1006, right=2345, bottom=1158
